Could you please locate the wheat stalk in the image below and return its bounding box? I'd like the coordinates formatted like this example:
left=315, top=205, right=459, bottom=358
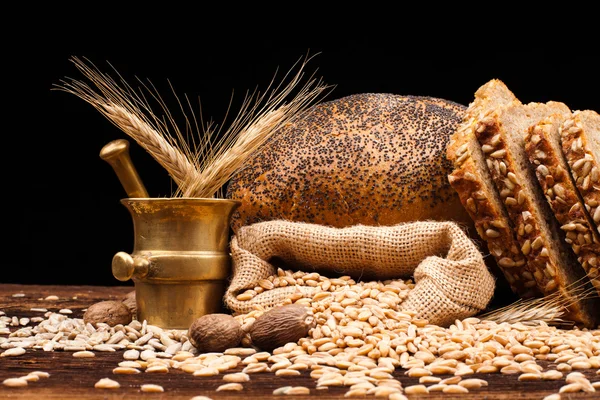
left=55, top=54, right=332, bottom=198
left=479, top=277, right=598, bottom=327
left=479, top=295, right=569, bottom=327
left=56, top=57, right=200, bottom=192
left=182, top=63, right=330, bottom=198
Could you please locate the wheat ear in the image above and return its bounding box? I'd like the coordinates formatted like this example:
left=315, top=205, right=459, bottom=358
left=479, top=277, right=598, bottom=327
left=181, top=55, right=331, bottom=198
left=56, top=55, right=332, bottom=198
left=55, top=57, right=200, bottom=192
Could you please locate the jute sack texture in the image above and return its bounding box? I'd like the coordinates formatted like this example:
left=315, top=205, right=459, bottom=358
left=225, top=220, right=495, bottom=327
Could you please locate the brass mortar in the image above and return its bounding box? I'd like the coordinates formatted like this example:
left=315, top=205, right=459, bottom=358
left=100, top=138, right=240, bottom=329
left=111, top=198, right=240, bottom=329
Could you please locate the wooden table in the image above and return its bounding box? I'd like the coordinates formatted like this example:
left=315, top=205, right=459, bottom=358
left=0, top=284, right=597, bottom=399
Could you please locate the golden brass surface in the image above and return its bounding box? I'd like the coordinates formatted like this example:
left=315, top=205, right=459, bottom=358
left=112, top=252, right=149, bottom=281
left=112, top=198, right=240, bottom=329
left=100, top=139, right=149, bottom=198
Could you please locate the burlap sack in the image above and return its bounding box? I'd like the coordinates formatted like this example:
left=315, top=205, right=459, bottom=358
left=225, top=220, right=495, bottom=326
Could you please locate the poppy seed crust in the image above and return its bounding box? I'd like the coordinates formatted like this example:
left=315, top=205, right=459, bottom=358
left=226, top=93, right=472, bottom=233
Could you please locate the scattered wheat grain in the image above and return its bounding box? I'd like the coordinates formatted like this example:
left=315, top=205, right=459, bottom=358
left=404, top=384, right=428, bottom=394
left=94, top=378, right=120, bottom=389
left=541, top=370, right=563, bottom=380
left=1, top=347, right=26, bottom=357
left=216, top=383, right=243, bottom=391
left=223, top=372, right=250, bottom=383
left=559, top=382, right=583, bottom=393
left=72, top=350, right=95, bottom=358
left=542, top=394, right=561, bottom=400
left=193, top=367, right=219, bottom=377
left=419, top=376, right=441, bottom=384
left=285, top=386, right=310, bottom=395
left=3, top=378, right=27, bottom=387
left=141, top=384, right=164, bottom=392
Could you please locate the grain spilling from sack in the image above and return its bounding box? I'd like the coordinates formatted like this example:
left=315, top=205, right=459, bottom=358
left=225, top=220, right=495, bottom=326
left=2, top=285, right=599, bottom=396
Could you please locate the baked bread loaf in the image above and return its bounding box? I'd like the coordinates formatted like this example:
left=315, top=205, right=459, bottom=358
left=559, top=110, right=600, bottom=236
left=447, top=80, right=539, bottom=299
left=475, top=100, right=599, bottom=327
left=226, top=93, right=474, bottom=234
left=525, top=114, right=600, bottom=296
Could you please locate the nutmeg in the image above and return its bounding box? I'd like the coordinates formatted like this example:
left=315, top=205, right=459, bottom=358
left=188, top=314, right=244, bottom=353
left=122, top=290, right=136, bottom=317
left=83, top=300, right=132, bottom=327
left=249, top=303, right=315, bottom=352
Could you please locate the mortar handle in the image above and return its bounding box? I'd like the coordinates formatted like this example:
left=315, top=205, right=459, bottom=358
left=112, top=251, right=150, bottom=281
left=100, top=139, right=149, bottom=198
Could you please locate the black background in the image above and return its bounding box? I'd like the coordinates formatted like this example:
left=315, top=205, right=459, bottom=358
left=6, top=34, right=599, bottom=309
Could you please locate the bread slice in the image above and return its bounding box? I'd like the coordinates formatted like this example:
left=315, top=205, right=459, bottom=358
left=560, top=110, right=600, bottom=237
left=475, top=100, right=599, bottom=327
left=525, top=114, right=600, bottom=297
left=447, top=79, right=540, bottom=298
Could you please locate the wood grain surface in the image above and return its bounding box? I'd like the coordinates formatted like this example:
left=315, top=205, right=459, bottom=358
left=0, top=284, right=598, bottom=399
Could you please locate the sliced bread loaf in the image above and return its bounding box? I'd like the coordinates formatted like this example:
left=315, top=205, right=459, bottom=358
left=447, top=79, right=539, bottom=298
left=525, top=114, right=600, bottom=297
left=475, top=100, right=599, bottom=328
left=560, top=110, right=600, bottom=236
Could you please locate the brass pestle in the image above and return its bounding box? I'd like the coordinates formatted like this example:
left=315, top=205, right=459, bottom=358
left=100, top=139, right=150, bottom=283
left=99, top=139, right=149, bottom=198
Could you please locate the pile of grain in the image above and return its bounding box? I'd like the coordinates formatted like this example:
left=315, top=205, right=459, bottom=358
left=1, top=271, right=599, bottom=398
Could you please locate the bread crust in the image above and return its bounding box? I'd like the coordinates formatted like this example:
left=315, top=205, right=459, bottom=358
left=447, top=80, right=538, bottom=298
left=226, top=93, right=472, bottom=234
left=525, top=115, right=600, bottom=296
left=559, top=110, right=600, bottom=237
left=476, top=101, right=598, bottom=327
